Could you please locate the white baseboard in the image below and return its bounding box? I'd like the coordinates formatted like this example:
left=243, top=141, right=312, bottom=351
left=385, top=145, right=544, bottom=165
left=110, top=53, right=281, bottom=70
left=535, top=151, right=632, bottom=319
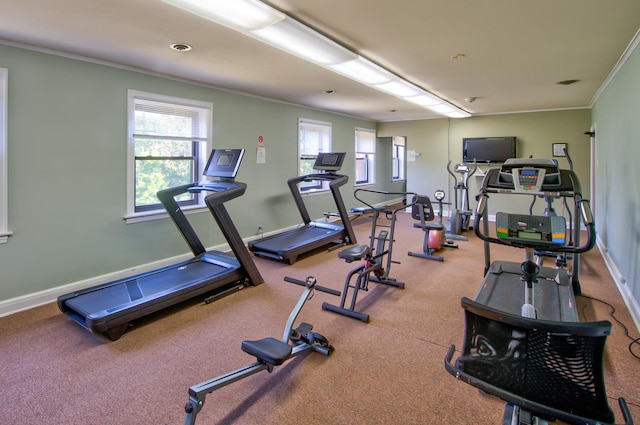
left=597, top=236, right=640, bottom=333
left=0, top=222, right=322, bottom=318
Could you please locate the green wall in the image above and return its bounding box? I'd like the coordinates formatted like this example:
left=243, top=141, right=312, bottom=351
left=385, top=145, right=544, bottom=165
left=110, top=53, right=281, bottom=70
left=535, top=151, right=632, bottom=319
left=592, top=38, right=640, bottom=308
left=0, top=43, right=399, bottom=304
left=378, top=109, right=592, bottom=218
left=2, top=37, right=638, bottom=327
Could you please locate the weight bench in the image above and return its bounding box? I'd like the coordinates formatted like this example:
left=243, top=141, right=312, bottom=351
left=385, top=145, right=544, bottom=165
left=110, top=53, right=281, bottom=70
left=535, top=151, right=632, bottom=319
left=445, top=297, right=634, bottom=425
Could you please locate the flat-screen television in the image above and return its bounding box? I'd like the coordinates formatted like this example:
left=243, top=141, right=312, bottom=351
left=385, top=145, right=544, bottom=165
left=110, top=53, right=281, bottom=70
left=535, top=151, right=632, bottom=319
left=203, top=148, right=245, bottom=179
left=313, top=152, right=346, bottom=172
left=462, top=137, right=517, bottom=163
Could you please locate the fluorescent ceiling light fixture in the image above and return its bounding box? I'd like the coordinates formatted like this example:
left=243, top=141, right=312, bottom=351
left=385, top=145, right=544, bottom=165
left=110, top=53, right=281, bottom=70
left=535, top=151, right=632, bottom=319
left=329, top=57, right=393, bottom=85
left=250, top=16, right=356, bottom=65
left=162, top=0, right=470, bottom=118
left=374, top=80, right=422, bottom=97
left=159, top=0, right=284, bottom=31
left=445, top=111, right=471, bottom=118
left=405, top=93, right=441, bottom=107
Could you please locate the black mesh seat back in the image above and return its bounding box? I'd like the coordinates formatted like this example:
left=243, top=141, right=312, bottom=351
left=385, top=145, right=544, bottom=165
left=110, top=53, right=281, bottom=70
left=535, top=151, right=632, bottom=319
left=456, top=297, right=615, bottom=424
left=411, top=195, right=435, bottom=222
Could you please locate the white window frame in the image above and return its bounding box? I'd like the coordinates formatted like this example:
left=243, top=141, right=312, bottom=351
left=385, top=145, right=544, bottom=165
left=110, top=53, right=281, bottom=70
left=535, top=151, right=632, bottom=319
left=298, top=118, right=332, bottom=192
left=125, top=90, right=212, bottom=223
left=392, top=136, right=406, bottom=182
left=0, top=68, right=9, bottom=243
left=355, top=128, right=376, bottom=186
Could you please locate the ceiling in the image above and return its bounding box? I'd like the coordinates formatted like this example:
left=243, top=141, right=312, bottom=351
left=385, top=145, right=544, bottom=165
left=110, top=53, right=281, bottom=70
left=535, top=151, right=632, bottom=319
left=1, top=0, right=639, bottom=122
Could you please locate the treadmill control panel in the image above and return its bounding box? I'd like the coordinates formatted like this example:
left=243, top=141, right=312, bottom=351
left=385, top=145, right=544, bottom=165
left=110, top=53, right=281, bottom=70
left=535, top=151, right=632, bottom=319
left=496, top=158, right=562, bottom=193
left=496, top=212, right=566, bottom=246
left=514, top=168, right=544, bottom=192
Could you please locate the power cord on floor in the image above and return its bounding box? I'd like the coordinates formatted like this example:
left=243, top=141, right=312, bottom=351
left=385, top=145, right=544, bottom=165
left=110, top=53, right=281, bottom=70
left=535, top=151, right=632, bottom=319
left=578, top=293, right=640, bottom=361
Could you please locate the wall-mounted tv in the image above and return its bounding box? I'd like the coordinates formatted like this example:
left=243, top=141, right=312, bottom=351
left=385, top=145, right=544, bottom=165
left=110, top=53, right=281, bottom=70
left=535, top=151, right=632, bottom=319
left=462, top=137, right=517, bottom=163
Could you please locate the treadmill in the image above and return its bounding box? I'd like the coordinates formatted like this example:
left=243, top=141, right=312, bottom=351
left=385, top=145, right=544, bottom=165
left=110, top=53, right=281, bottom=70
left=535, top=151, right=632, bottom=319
left=58, top=149, right=263, bottom=340
left=248, top=152, right=357, bottom=264
left=471, top=158, right=596, bottom=321
left=443, top=159, right=636, bottom=425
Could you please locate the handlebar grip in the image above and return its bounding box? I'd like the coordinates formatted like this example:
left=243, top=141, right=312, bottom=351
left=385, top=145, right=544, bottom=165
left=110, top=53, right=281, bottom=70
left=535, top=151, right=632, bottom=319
left=283, top=276, right=340, bottom=296
left=579, top=199, right=594, bottom=225
left=476, top=194, right=488, bottom=217
left=618, top=397, right=634, bottom=425
left=314, top=285, right=341, bottom=297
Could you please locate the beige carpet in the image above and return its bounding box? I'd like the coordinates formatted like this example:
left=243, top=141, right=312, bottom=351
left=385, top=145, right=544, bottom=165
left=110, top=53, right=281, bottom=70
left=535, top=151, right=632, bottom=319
left=1, top=212, right=638, bottom=425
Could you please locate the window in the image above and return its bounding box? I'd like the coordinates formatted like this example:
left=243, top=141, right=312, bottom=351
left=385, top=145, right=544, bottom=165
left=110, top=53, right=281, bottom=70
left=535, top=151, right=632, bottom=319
left=0, top=68, right=9, bottom=243
left=126, top=90, right=211, bottom=221
left=355, top=128, right=376, bottom=185
left=298, top=118, right=332, bottom=191
left=392, top=136, right=406, bottom=181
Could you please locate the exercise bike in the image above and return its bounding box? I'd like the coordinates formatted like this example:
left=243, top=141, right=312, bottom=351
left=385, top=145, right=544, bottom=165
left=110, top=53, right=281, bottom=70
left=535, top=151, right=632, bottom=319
left=444, top=158, right=634, bottom=425
left=321, top=189, right=417, bottom=322
left=446, top=160, right=477, bottom=241
left=408, top=190, right=458, bottom=262
left=183, top=276, right=339, bottom=425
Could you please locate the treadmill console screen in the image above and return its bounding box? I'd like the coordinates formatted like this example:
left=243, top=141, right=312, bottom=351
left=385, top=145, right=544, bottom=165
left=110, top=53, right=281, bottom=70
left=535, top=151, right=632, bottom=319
left=515, top=168, right=542, bottom=191
left=313, top=152, right=346, bottom=172
left=496, top=212, right=566, bottom=246
left=203, top=149, right=245, bottom=179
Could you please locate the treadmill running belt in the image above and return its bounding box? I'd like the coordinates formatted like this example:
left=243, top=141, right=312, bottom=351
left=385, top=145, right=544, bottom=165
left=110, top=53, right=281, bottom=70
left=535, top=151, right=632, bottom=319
left=64, top=261, right=230, bottom=317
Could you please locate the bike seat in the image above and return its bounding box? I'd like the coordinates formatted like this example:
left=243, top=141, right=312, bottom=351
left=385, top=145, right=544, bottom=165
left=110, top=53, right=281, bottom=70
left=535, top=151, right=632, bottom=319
left=413, top=222, right=444, bottom=232
left=338, top=244, right=370, bottom=263
left=241, top=337, right=292, bottom=366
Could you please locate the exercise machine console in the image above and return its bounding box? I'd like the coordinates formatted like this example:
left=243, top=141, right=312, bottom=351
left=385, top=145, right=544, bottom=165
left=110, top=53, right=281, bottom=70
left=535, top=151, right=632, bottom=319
left=58, top=149, right=263, bottom=340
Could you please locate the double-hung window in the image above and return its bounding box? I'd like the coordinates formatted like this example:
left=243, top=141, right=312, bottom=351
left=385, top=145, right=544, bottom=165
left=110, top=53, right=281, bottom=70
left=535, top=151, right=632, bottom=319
left=355, top=128, right=376, bottom=185
left=126, top=90, right=211, bottom=221
left=298, top=118, right=332, bottom=191
left=0, top=68, right=9, bottom=243
left=392, top=136, right=406, bottom=181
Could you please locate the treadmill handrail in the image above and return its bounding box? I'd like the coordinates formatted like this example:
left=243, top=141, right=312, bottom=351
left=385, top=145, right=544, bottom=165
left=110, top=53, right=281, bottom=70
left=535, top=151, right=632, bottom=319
left=287, top=172, right=356, bottom=245
left=473, top=192, right=596, bottom=254
left=353, top=189, right=419, bottom=214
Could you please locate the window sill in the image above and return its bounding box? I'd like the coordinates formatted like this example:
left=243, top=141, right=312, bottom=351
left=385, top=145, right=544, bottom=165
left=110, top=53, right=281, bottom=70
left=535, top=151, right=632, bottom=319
left=300, top=188, right=330, bottom=197
left=124, top=205, right=208, bottom=224
left=0, top=231, right=12, bottom=244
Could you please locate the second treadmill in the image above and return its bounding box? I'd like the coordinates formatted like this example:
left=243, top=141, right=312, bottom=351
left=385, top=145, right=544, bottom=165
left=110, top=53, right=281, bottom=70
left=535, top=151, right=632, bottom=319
left=248, top=152, right=357, bottom=264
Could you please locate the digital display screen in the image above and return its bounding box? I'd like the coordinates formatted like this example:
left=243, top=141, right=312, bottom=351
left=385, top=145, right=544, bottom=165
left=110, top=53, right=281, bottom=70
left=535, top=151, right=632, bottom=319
left=216, top=153, right=232, bottom=167
left=517, top=231, right=542, bottom=240
left=520, top=169, right=538, bottom=176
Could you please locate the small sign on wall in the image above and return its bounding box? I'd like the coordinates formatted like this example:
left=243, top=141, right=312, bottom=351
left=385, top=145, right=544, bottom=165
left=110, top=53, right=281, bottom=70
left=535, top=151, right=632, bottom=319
left=552, top=143, right=567, bottom=157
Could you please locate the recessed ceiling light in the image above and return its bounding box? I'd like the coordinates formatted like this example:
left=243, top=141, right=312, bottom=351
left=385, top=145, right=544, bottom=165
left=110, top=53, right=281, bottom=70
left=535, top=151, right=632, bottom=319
left=557, top=79, right=580, bottom=85
left=170, top=43, right=193, bottom=52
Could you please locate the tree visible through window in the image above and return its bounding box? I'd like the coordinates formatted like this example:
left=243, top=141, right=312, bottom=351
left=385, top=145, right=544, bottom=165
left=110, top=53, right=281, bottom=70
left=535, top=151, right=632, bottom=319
left=127, top=91, right=211, bottom=217
left=355, top=128, right=376, bottom=185
left=298, top=118, right=332, bottom=191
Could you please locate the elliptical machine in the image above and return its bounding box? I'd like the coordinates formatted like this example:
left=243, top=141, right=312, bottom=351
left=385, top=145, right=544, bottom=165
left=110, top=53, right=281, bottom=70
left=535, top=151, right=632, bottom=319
left=446, top=160, right=477, bottom=241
